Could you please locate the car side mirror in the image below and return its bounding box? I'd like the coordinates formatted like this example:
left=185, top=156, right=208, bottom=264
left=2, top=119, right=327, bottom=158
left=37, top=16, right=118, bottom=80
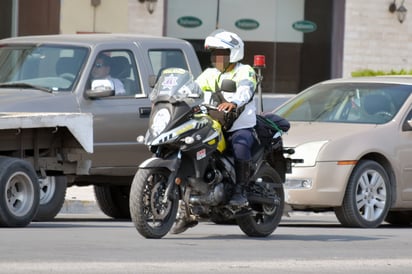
left=407, top=119, right=412, bottom=130
left=86, top=79, right=115, bottom=98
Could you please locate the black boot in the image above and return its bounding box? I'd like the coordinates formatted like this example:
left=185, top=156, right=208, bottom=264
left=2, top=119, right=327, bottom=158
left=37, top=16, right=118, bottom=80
left=229, top=160, right=250, bottom=207
left=171, top=201, right=198, bottom=234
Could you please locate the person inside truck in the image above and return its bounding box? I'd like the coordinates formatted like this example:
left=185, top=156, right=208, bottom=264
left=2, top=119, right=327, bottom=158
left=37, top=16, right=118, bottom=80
left=91, top=53, right=126, bottom=95
left=171, top=29, right=257, bottom=234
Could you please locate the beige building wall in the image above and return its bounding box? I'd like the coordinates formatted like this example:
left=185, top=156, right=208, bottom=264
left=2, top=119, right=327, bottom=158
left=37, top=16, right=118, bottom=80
left=343, top=0, right=412, bottom=77
left=60, top=0, right=412, bottom=79
left=60, top=0, right=163, bottom=34
left=128, top=0, right=164, bottom=35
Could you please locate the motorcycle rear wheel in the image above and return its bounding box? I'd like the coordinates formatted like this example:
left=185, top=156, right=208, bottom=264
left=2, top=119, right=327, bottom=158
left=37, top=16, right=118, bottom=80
left=237, top=165, right=284, bottom=237
left=130, top=168, right=179, bottom=239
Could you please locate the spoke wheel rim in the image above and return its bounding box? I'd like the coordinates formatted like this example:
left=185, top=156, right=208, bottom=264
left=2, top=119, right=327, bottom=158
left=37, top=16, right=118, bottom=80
left=356, top=169, right=387, bottom=222
left=5, top=172, right=35, bottom=217
left=38, top=176, right=56, bottom=205
left=143, top=173, right=171, bottom=227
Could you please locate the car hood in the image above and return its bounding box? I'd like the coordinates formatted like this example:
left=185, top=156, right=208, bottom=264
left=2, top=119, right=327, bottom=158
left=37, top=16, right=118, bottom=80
left=0, top=88, right=79, bottom=112
left=282, top=121, right=396, bottom=165
left=283, top=122, right=378, bottom=147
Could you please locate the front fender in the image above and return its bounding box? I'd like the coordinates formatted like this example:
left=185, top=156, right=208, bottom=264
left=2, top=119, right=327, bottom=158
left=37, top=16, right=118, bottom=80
left=139, top=156, right=181, bottom=203
left=139, top=157, right=179, bottom=172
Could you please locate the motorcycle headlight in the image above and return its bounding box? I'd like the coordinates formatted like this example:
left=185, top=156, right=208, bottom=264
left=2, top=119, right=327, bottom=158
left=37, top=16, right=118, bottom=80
left=151, top=108, right=171, bottom=136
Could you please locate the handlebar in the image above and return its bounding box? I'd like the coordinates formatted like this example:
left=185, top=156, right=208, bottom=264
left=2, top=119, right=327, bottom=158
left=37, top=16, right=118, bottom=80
left=200, top=104, right=237, bottom=114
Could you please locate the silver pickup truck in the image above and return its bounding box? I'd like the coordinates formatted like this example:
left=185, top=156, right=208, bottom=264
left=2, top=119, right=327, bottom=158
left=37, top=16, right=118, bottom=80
left=0, top=33, right=203, bottom=224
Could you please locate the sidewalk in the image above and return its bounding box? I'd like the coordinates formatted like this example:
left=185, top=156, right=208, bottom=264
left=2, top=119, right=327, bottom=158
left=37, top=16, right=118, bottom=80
left=59, top=186, right=100, bottom=214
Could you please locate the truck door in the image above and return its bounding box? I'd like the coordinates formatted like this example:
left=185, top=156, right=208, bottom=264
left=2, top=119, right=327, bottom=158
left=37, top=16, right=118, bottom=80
left=80, top=49, right=152, bottom=175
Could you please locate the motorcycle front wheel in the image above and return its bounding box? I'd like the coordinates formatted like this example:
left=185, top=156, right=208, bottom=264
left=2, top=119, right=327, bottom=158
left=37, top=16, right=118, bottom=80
left=130, top=168, right=179, bottom=239
left=237, top=165, right=284, bottom=237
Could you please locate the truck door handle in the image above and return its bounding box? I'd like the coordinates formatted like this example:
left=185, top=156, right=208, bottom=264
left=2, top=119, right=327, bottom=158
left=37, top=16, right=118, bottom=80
left=139, top=107, right=151, bottom=118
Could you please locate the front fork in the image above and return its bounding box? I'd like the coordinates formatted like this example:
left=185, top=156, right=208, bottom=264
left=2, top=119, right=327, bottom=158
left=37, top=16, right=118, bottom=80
left=162, top=150, right=182, bottom=204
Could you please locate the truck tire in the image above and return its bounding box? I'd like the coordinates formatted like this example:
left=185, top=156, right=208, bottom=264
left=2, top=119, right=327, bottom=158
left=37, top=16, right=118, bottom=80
left=94, top=185, right=131, bottom=219
left=0, top=157, right=39, bottom=227
left=34, top=176, right=67, bottom=221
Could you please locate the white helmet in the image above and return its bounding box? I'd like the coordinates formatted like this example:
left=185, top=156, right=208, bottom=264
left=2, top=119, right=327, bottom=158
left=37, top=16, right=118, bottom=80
left=204, top=29, right=244, bottom=63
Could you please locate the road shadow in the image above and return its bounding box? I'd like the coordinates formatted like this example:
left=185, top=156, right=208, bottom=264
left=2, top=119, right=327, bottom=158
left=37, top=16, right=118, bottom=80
left=23, top=216, right=132, bottom=229
left=163, top=221, right=402, bottom=242
left=165, top=231, right=384, bottom=242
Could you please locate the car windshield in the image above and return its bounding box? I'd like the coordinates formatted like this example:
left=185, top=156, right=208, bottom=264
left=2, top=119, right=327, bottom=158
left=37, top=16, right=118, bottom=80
left=0, top=44, right=88, bottom=92
left=275, top=82, right=412, bottom=124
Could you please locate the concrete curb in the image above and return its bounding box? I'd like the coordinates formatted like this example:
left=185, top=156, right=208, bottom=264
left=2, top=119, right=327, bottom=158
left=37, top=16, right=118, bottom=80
left=60, top=186, right=100, bottom=214
left=60, top=200, right=100, bottom=214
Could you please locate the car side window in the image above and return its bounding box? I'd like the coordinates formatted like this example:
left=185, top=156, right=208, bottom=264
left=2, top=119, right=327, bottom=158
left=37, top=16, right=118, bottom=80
left=148, top=49, right=188, bottom=77
left=90, top=50, right=141, bottom=96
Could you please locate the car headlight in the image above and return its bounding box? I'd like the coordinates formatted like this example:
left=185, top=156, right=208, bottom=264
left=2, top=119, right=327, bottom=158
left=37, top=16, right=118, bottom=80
left=293, top=140, right=328, bottom=167
left=151, top=108, right=171, bottom=136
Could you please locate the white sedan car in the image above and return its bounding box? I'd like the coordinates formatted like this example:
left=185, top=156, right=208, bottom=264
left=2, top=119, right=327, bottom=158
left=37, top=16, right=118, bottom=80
left=275, top=76, right=412, bottom=228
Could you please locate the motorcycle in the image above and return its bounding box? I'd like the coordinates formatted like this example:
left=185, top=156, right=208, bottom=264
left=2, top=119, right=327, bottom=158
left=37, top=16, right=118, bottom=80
left=130, top=67, right=293, bottom=239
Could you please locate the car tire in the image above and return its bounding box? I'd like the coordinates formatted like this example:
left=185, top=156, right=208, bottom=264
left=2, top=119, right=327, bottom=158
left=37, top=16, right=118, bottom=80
left=34, top=176, right=67, bottom=221
left=0, top=157, right=39, bottom=227
left=334, top=160, right=391, bottom=228
left=94, top=185, right=131, bottom=219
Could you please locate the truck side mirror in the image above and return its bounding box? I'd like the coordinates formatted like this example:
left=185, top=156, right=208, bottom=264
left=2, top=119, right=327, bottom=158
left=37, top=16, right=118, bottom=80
left=86, top=79, right=115, bottom=98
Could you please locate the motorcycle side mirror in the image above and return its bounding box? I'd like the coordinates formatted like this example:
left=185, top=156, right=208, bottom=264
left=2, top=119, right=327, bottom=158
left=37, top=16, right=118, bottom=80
left=148, top=75, right=157, bottom=88
left=220, top=79, right=236, bottom=93
left=188, top=93, right=201, bottom=99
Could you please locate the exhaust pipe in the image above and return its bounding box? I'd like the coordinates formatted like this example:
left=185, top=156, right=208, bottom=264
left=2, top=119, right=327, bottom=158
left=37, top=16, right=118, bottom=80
left=247, top=195, right=280, bottom=206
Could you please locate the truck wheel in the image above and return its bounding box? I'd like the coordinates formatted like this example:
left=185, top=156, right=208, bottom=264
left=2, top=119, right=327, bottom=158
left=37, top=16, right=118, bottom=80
left=0, top=157, right=39, bottom=227
left=94, top=185, right=131, bottom=219
left=34, top=176, right=67, bottom=221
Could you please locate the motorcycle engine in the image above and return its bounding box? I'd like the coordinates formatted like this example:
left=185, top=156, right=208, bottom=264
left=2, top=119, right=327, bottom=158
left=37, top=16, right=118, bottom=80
left=188, top=169, right=226, bottom=206
left=189, top=182, right=225, bottom=206
left=204, top=168, right=223, bottom=185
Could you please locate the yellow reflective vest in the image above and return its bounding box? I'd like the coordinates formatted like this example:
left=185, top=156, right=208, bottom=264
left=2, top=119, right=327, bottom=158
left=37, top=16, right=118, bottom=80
left=196, top=63, right=257, bottom=131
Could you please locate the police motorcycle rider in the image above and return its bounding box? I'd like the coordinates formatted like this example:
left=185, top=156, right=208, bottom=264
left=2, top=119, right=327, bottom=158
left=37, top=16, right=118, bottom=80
left=172, top=29, right=257, bottom=234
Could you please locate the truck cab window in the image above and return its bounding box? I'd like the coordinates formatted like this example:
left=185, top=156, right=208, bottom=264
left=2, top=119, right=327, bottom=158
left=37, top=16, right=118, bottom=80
left=148, top=50, right=188, bottom=77
left=91, top=50, right=141, bottom=96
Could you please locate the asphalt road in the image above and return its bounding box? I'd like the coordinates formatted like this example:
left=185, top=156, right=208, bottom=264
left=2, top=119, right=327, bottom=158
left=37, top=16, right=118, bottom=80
left=1, top=212, right=411, bottom=274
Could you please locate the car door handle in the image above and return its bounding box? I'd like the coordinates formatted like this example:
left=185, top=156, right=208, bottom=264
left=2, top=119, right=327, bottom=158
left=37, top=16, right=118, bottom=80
left=139, top=107, right=151, bottom=118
